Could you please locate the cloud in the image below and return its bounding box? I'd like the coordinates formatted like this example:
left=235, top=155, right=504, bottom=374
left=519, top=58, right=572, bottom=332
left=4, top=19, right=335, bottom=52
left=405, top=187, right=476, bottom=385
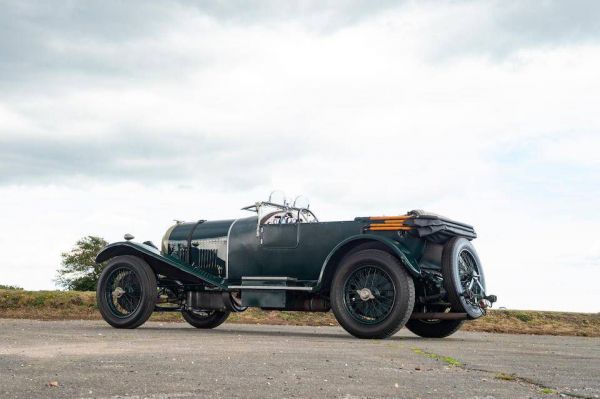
left=3, top=0, right=600, bottom=91
left=0, top=131, right=309, bottom=189
left=0, top=0, right=402, bottom=89
left=359, top=1, right=600, bottom=60
left=179, top=0, right=403, bottom=28
left=0, top=0, right=599, bottom=311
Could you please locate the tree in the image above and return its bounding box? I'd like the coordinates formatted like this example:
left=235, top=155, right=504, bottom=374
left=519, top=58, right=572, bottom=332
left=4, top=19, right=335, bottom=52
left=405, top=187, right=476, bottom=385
left=0, top=284, right=23, bottom=290
left=55, top=236, right=108, bottom=291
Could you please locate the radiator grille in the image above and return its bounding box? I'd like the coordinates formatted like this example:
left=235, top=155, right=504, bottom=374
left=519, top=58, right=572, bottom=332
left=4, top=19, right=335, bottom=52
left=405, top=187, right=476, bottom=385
left=190, top=237, right=227, bottom=278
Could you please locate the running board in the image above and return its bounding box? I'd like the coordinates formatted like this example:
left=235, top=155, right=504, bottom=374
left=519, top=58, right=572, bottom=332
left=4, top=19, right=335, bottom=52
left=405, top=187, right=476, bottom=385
left=228, top=285, right=313, bottom=291
left=229, top=276, right=315, bottom=292
left=227, top=276, right=314, bottom=292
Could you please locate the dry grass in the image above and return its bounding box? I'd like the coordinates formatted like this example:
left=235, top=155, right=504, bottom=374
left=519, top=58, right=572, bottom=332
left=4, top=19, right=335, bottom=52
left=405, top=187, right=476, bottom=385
left=1, top=290, right=598, bottom=337
left=462, top=309, right=600, bottom=337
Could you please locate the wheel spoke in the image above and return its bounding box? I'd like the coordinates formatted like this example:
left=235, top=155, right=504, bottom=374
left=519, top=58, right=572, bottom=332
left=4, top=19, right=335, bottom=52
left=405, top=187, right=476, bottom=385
left=456, top=249, right=485, bottom=310
left=343, top=264, right=396, bottom=324
left=105, top=267, right=142, bottom=317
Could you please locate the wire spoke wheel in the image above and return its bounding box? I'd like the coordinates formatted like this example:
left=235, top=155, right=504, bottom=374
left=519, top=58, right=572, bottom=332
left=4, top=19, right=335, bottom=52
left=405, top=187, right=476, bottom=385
left=104, top=267, right=142, bottom=318
left=442, top=237, right=487, bottom=319
left=458, top=249, right=485, bottom=309
left=331, top=249, right=415, bottom=339
left=97, top=256, right=157, bottom=329
left=343, top=265, right=396, bottom=324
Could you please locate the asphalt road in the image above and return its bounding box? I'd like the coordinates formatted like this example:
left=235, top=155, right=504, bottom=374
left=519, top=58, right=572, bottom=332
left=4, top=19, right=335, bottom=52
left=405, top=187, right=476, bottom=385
left=0, top=319, right=598, bottom=399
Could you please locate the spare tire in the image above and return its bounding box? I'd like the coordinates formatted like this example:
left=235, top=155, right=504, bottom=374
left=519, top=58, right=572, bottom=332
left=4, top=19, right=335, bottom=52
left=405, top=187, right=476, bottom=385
left=442, top=237, right=486, bottom=319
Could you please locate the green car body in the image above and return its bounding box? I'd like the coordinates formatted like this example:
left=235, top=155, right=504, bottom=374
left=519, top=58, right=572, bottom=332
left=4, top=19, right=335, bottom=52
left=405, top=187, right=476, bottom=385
left=96, top=199, right=494, bottom=338
left=98, top=217, right=427, bottom=292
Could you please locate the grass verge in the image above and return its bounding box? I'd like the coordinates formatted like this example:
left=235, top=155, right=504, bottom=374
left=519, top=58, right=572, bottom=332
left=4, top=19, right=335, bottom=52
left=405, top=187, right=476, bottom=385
left=1, top=290, right=598, bottom=337
left=412, top=348, right=462, bottom=366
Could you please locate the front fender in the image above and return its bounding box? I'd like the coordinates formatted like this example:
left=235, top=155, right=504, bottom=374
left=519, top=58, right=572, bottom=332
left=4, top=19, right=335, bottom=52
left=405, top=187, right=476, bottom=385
left=96, top=241, right=227, bottom=289
left=314, top=234, right=421, bottom=291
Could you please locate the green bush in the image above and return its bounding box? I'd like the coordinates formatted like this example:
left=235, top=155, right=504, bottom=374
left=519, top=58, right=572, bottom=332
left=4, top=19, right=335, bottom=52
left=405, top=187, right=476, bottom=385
left=514, top=312, right=534, bottom=323
left=32, top=296, right=46, bottom=307
left=0, top=284, right=23, bottom=290
left=0, top=293, right=22, bottom=308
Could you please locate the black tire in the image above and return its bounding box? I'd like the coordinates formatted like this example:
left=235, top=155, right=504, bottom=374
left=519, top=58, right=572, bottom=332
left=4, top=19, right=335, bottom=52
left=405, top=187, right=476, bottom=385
left=181, top=309, right=230, bottom=329
left=222, top=291, right=247, bottom=312
left=442, top=237, right=486, bottom=319
left=405, top=319, right=464, bottom=338
left=330, top=249, right=415, bottom=339
left=96, top=255, right=157, bottom=329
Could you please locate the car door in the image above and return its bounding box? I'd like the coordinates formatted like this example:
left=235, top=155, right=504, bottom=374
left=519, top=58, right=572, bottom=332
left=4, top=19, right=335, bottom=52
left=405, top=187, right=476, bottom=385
left=257, top=214, right=305, bottom=278
left=261, top=223, right=299, bottom=248
left=259, top=220, right=364, bottom=281
left=226, top=216, right=301, bottom=280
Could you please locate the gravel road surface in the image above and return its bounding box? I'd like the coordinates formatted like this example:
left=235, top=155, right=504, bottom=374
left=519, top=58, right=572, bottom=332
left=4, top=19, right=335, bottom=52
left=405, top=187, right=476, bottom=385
left=0, top=319, right=598, bottom=399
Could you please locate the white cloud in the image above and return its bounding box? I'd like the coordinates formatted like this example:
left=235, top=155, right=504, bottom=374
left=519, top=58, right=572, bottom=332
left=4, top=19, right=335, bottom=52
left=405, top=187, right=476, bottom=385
left=0, top=0, right=599, bottom=312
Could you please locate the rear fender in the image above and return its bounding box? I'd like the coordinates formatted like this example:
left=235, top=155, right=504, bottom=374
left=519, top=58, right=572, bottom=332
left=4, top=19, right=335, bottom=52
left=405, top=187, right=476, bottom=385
left=314, top=234, right=421, bottom=292
left=96, top=241, right=227, bottom=289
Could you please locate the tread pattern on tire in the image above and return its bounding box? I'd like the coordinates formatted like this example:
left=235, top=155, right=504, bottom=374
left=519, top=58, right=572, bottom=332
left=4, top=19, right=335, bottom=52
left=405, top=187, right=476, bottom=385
left=441, top=237, right=485, bottom=319
left=442, top=237, right=463, bottom=313
left=96, top=255, right=157, bottom=329
left=330, top=249, right=415, bottom=339
left=181, top=309, right=230, bottom=329
left=405, top=319, right=464, bottom=338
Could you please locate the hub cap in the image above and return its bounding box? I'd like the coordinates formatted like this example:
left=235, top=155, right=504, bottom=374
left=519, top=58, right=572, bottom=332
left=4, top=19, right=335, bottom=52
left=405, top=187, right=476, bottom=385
left=357, top=288, right=375, bottom=301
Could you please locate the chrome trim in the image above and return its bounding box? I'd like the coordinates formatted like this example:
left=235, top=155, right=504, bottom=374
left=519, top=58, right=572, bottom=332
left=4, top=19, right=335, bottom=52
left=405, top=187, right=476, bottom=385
left=225, top=218, right=239, bottom=280
left=161, top=224, right=178, bottom=254
left=242, top=276, right=295, bottom=280
left=227, top=285, right=313, bottom=291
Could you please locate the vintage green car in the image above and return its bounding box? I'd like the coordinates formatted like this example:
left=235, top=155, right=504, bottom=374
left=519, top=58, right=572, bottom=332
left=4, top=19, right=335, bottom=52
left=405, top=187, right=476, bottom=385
left=96, top=194, right=495, bottom=339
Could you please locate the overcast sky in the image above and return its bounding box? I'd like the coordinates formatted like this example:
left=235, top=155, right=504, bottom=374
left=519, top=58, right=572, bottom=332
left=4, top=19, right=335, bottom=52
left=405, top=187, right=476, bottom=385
left=1, top=0, right=598, bottom=312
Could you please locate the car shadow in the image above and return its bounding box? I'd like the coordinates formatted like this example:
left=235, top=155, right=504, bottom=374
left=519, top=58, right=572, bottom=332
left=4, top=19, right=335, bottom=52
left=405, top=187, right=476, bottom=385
left=134, top=324, right=470, bottom=342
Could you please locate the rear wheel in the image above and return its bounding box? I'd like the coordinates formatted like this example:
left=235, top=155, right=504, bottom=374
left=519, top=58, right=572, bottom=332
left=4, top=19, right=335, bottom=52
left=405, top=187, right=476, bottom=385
left=96, top=255, right=157, bottom=329
left=442, top=237, right=487, bottom=318
left=330, top=249, right=415, bottom=339
left=181, top=309, right=230, bottom=329
left=405, top=318, right=463, bottom=338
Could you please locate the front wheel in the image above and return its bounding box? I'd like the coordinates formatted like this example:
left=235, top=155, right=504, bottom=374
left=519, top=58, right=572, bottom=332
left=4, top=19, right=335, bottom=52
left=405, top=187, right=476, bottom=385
left=330, top=249, right=415, bottom=339
left=181, top=309, right=230, bottom=329
left=96, top=255, right=157, bottom=329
